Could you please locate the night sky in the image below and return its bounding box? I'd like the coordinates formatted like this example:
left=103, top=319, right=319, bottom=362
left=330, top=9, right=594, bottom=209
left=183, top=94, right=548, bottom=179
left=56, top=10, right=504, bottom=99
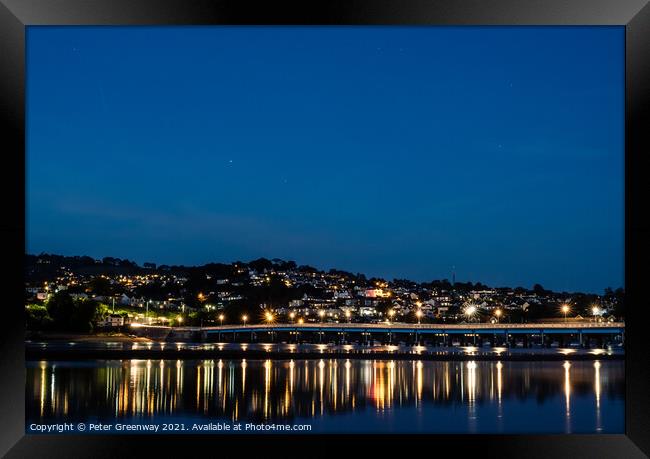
left=26, top=26, right=624, bottom=293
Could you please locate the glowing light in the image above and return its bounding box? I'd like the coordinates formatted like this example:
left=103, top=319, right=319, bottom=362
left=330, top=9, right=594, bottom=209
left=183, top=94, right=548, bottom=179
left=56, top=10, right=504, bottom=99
left=559, top=348, right=577, bottom=355
left=561, top=304, right=570, bottom=323
left=415, top=309, right=423, bottom=325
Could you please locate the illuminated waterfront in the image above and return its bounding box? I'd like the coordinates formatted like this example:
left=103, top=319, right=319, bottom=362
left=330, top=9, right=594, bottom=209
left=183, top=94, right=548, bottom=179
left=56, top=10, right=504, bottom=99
left=26, top=358, right=624, bottom=433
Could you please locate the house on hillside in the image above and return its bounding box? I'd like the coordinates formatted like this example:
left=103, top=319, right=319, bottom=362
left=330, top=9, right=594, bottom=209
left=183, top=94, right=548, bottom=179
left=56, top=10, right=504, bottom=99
left=96, top=314, right=129, bottom=328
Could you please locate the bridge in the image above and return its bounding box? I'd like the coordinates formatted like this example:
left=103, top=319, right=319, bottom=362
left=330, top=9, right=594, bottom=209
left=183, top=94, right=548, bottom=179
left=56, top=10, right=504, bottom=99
left=132, top=322, right=625, bottom=347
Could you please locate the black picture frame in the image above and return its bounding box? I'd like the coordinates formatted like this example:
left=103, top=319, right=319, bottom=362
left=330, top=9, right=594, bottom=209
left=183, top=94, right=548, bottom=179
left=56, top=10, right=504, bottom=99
left=1, top=0, right=649, bottom=457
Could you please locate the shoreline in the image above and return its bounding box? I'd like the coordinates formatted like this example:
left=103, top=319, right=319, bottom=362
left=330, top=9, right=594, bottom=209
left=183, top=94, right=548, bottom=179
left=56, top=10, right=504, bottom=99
left=26, top=332, right=152, bottom=343
left=25, top=347, right=624, bottom=362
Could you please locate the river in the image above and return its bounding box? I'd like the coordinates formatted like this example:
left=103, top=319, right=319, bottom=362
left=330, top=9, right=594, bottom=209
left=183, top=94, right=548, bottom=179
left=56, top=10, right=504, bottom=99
left=26, top=355, right=624, bottom=434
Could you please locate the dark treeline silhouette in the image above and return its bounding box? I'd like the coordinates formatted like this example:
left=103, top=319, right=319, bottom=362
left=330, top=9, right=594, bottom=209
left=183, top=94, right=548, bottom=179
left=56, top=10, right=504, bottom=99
left=26, top=291, right=107, bottom=333
left=27, top=253, right=617, bottom=296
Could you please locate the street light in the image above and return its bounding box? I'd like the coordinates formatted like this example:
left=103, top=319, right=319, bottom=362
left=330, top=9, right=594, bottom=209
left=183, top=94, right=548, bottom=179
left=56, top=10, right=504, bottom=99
left=561, top=304, right=570, bottom=323
left=415, top=309, right=423, bottom=325
left=388, top=309, right=395, bottom=323
left=592, top=306, right=600, bottom=323
left=298, top=317, right=304, bottom=325
left=318, top=309, right=325, bottom=322
left=176, top=316, right=183, bottom=326
left=345, top=310, right=351, bottom=323
left=494, top=309, right=502, bottom=323
left=464, top=305, right=477, bottom=323
left=219, top=314, right=225, bottom=326
left=265, top=311, right=275, bottom=341
left=265, top=311, right=275, bottom=324
left=242, top=314, right=248, bottom=326
left=289, top=311, right=295, bottom=323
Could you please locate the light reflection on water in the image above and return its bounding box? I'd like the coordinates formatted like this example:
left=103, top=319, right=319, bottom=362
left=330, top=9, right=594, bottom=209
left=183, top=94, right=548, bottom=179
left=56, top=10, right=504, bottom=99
left=26, top=359, right=624, bottom=433
left=25, top=340, right=625, bottom=358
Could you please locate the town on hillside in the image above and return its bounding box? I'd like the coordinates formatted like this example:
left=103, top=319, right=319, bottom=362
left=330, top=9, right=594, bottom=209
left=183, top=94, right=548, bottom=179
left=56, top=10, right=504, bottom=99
left=25, top=253, right=625, bottom=333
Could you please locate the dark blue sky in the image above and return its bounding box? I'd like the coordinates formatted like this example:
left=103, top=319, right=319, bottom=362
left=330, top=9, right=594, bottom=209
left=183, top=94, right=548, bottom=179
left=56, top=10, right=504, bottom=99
left=26, top=26, right=624, bottom=293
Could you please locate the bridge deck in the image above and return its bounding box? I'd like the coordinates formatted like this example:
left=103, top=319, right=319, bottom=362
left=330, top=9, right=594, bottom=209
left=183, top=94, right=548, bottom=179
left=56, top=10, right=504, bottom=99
left=135, top=322, right=624, bottom=335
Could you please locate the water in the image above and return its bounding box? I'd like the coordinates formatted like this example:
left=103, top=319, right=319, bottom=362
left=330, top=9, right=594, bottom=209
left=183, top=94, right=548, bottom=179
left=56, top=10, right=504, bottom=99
left=25, top=340, right=625, bottom=358
left=26, top=358, right=624, bottom=434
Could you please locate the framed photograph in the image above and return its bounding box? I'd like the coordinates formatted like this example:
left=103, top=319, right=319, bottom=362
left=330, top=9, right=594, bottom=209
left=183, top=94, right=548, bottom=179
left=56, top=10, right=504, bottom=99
left=1, top=0, right=649, bottom=457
